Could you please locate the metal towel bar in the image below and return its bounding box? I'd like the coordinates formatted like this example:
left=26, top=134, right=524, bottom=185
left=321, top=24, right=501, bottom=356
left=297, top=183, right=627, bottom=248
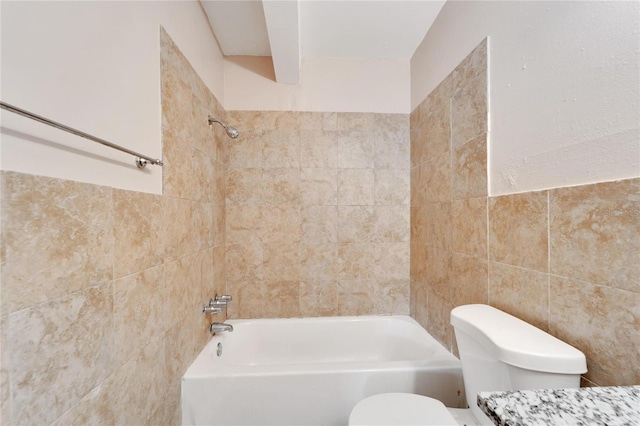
left=0, top=101, right=164, bottom=168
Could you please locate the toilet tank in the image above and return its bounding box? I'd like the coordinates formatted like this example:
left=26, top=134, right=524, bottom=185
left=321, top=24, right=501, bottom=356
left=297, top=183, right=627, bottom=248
left=450, top=304, right=587, bottom=425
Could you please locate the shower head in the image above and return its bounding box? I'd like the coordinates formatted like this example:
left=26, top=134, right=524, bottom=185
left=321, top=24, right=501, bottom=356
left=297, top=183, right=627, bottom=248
left=208, top=116, right=240, bottom=139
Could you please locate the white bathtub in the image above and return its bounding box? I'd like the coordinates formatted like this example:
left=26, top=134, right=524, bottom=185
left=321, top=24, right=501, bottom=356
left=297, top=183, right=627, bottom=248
left=182, top=315, right=465, bottom=426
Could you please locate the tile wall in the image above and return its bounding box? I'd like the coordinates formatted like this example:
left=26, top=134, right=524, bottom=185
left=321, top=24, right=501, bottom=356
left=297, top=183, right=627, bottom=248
left=0, top=28, right=227, bottom=425
left=224, top=111, right=411, bottom=318
left=410, top=38, right=640, bottom=387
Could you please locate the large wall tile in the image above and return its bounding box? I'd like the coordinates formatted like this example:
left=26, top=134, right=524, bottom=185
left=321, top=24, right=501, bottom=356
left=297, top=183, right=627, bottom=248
left=374, top=129, right=410, bottom=169
left=424, top=152, right=452, bottom=203
left=227, top=130, right=264, bottom=168
left=262, top=129, right=301, bottom=168
left=2, top=172, right=113, bottom=313
left=426, top=202, right=452, bottom=250
left=301, top=244, right=338, bottom=281
left=300, top=168, right=338, bottom=206
left=299, top=112, right=338, bottom=131
left=113, top=189, right=164, bottom=279
left=451, top=197, right=487, bottom=258
left=338, top=206, right=375, bottom=242
left=300, top=281, right=338, bottom=317
left=426, top=247, right=452, bottom=300
left=338, top=243, right=377, bottom=281
left=550, top=276, right=640, bottom=386
left=300, top=130, right=338, bottom=168
left=550, top=178, right=639, bottom=292
left=489, top=191, right=549, bottom=272
left=337, top=131, right=375, bottom=168
left=263, top=243, right=301, bottom=281
left=452, top=133, right=487, bottom=199
left=302, top=206, right=338, bottom=243
left=451, top=70, right=487, bottom=148
left=452, top=38, right=487, bottom=93
left=374, top=279, right=410, bottom=315
left=225, top=168, right=263, bottom=205
left=337, top=112, right=374, bottom=132
left=262, top=168, right=301, bottom=205
left=489, top=262, right=549, bottom=331
left=375, top=243, right=410, bottom=280
left=9, top=284, right=114, bottom=425
left=338, top=169, right=375, bottom=205
left=375, top=206, right=410, bottom=242
left=375, top=169, right=410, bottom=205
left=451, top=254, right=488, bottom=306
left=337, top=280, right=375, bottom=315
left=226, top=281, right=266, bottom=319
left=114, top=265, right=164, bottom=367
left=264, top=281, right=301, bottom=318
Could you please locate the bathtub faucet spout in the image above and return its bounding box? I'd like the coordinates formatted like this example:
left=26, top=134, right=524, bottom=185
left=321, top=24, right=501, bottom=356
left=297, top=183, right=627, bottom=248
left=210, top=322, right=234, bottom=334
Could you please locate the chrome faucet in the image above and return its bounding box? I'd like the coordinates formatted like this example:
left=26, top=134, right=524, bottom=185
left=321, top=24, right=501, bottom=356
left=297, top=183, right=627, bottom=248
left=202, top=294, right=233, bottom=315
left=210, top=322, right=234, bottom=334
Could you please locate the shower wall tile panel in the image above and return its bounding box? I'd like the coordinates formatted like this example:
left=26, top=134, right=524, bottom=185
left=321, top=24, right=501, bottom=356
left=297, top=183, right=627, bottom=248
left=225, top=111, right=410, bottom=318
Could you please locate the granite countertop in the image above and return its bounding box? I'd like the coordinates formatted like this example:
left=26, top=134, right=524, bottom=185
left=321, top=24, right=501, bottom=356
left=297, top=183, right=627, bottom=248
left=477, top=386, right=640, bottom=426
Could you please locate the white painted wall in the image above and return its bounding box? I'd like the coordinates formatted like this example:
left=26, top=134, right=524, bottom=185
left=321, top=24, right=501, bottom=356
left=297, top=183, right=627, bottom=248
left=1, top=1, right=224, bottom=194
left=411, top=1, right=640, bottom=195
left=225, top=56, right=409, bottom=113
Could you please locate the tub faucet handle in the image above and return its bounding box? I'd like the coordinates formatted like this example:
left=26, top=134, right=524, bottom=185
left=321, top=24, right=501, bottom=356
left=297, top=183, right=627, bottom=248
left=202, top=300, right=223, bottom=315
left=215, top=294, right=232, bottom=303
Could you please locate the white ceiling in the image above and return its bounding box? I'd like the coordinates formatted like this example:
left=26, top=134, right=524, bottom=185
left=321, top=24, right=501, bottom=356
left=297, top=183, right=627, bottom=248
left=201, top=0, right=446, bottom=83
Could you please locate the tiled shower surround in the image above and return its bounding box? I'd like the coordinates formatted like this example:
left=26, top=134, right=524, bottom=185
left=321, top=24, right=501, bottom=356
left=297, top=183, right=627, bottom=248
left=223, top=111, right=410, bottom=318
left=0, top=30, right=637, bottom=426
left=410, top=39, right=639, bottom=387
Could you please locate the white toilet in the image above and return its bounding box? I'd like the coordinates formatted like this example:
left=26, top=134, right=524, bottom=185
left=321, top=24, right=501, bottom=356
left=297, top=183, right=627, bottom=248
left=349, top=304, right=587, bottom=426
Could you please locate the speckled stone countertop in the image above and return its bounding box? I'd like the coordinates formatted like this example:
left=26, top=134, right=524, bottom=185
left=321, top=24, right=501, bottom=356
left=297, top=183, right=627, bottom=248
left=477, top=386, right=640, bottom=426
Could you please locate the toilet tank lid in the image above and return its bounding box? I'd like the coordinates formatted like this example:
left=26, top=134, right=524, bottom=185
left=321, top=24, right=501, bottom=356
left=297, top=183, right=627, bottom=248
left=451, top=304, right=587, bottom=374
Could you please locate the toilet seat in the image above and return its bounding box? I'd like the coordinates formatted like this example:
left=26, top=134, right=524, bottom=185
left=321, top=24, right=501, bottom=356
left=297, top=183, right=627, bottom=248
left=348, top=393, right=458, bottom=426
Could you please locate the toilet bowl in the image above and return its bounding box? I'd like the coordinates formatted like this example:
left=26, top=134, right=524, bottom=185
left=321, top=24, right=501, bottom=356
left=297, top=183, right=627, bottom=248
left=348, top=304, right=587, bottom=426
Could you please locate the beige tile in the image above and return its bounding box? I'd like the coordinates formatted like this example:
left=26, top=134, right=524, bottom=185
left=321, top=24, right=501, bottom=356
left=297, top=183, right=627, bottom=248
left=375, top=168, right=410, bottom=206
left=453, top=38, right=488, bottom=93
left=337, top=131, right=375, bottom=169
left=1, top=316, right=10, bottom=426
left=226, top=281, right=266, bottom=319
left=338, top=169, right=375, bottom=205
left=411, top=165, right=427, bottom=207
left=9, top=283, right=114, bottom=425
left=300, top=281, right=338, bottom=317
left=53, top=336, right=166, bottom=426
left=375, top=206, right=410, bottom=243
left=190, top=153, right=216, bottom=203
left=489, top=191, right=549, bottom=272
left=550, top=276, right=640, bottom=386
left=410, top=127, right=428, bottom=169
left=375, top=113, right=409, bottom=133
left=114, top=265, right=164, bottom=367
left=425, top=72, right=454, bottom=117
left=451, top=197, right=488, bottom=258
left=262, top=168, right=300, bottom=205
left=426, top=246, right=451, bottom=300
left=426, top=202, right=452, bottom=251
left=112, top=189, right=163, bottom=279
left=427, top=289, right=454, bottom=351
left=488, top=261, right=549, bottom=331
left=214, top=163, right=226, bottom=206
left=425, top=151, right=451, bottom=203
left=299, top=112, right=338, bottom=131
left=262, top=129, right=300, bottom=168
left=300, top=130, right=338, bottom=168
left=300, top=168, right=338, bottom=206
left=336, top=112, right=374, bottom=131
left=424, top=96, right=451, bottom=161
left=226, top=205, right=262, bottom=244
left=451, top=70, right=487, bottom=147
left=162, top=196, right=196, bottom=262
left=261, top=205, right=301, bottom=244
left=451, top=254, right=488, bottom=306
left=410, top=237, right=428, bottom=285
left=337, top=206, right=375, bottom=243
left=260, top=111, right=300, bottom=130
left=213, top=245, right=226, bottom=293
left=2, top=172, right=113, bottom=313
left=412, top=279, right=429, bottom=330
left=550, top=179, right=640, bottom=292
left=410, top=204, right=428, bottom=243
left=225, top=168, right=263, bottom=205
left=338, top=243, right=377, bottom=281
left=375, top=243, right=410, bottom=280
left=227, top=130, right=263, bottom=168
left=302, top=206, right=338, bottom=243
left=226, top=241, right=263, bottom=282
left=301, top=244, right=339, bottom=281
left=213, top=201, right=226, bottom=247
left=337, top=281, right=375, bottom=316
left=374, top=130, right=410, bottom=169
left=375, top=279, right=410, bottom=315
left=164, top=254, right=200, bottom=330
left=263, top=242, right=301, bottom=281
left=452, top=133, right=487, bottom=199
left=264, top=281, right=301, bottom=318
left=410, top=104, right=424, bottom=133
